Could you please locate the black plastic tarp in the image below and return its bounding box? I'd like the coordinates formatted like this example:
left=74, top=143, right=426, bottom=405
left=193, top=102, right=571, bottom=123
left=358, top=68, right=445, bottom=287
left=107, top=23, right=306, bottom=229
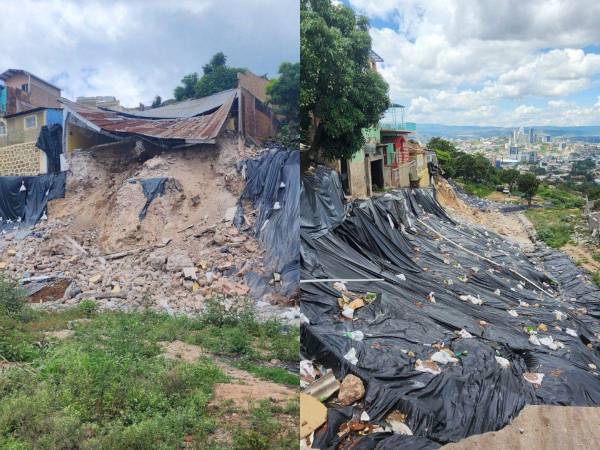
left=138, top=177, right=167, bottom=220
left=237, top=148, right=299, bottom=296
left=0, top=172, right=66, bottom=230
left=36, top=124, right=63, bottom=173
left=300, top=171, right=600, bottom=448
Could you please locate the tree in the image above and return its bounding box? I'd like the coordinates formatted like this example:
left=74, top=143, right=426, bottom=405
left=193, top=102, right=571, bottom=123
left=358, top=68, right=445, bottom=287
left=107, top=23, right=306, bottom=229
left=301, top=0, right=390, bottom=159
left=426, top=138, right=458, bottom=177
left=173, top=52, right=247, bottom=101
left=518, top=173, right=540, bottom=206
left=500, top=168, right=519, bottom=191
left=266, top=62, right=300, bottom=145
left=151, top=96, right=162, bottom=108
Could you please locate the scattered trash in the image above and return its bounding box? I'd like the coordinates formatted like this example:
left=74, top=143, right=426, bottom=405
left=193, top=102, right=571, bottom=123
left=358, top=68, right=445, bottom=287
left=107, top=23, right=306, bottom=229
left=523, top=372, right=544, bottom=385
left=300, top=393, right=327, bottom=439
left=304, top=371, right=340, bottom=402
left=495, top=356, right=510, bottom=369
left=431, top=350, right=458, bottom=365
left=344, top=348, right=358, bottom=365
left=415, top=359, right=441, bottom=375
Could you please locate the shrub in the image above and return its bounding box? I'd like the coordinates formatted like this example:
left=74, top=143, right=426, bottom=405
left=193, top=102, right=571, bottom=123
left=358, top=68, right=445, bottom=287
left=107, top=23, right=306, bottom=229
left=0, top=277, right=26, bottom=318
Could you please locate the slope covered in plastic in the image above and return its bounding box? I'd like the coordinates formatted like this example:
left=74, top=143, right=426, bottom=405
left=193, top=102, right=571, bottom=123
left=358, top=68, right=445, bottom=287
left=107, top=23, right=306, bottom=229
left=300, top=169, right=600, bottom=448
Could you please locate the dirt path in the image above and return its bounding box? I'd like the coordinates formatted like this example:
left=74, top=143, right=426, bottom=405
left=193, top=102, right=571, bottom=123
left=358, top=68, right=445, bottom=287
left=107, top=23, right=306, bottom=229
left=160, top=340, right=296, bottom=410
left=444, top=405, right=600, bottom=450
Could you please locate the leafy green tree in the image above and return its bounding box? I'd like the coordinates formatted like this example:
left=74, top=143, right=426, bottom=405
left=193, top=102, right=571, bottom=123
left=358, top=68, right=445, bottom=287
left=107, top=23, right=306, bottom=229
left=518, top=173, right=540, bottom=206
left=426, top=137, right=458, bottom=177
left=151, top=96, right=162, bottom=108
left=266, top=62, right=300, bottom=146
left=173, top=52, right=247, bottom=101
left=500, top=168, right=520, bottom=191
left=267, top=62, right=299, bottom=124
left=301, top=0, right=390, bottom=159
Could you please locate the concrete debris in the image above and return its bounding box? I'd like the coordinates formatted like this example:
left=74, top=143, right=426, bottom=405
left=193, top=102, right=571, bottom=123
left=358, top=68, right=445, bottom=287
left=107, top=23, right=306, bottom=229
left=300, top=393, right=327, bottom=439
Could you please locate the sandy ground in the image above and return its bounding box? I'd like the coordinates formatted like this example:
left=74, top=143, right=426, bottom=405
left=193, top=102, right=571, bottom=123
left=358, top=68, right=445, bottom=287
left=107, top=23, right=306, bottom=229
left=444, top=405, right=600, bottom=450
left=159, top=340, right=296, bottom=410
left=435, top=178, right=534, bottom=250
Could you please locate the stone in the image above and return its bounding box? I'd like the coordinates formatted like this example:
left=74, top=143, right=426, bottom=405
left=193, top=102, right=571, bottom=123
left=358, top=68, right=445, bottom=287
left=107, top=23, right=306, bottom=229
left=63, top=281, right=82, bottom=300
left=89, top=274, right=102, bottom=284
left=182, top=267, right=198, bottom=281
left=223, top=206, right=238, bottom=222
left=166, top=253, right=193, bottom=272
left=7, top=249, right=16, bottom=256
left=0, top=262, right=6, bottom=270
left=111, top=283, right=121, bottom=293
left=337, top=374, right=365, bottom=406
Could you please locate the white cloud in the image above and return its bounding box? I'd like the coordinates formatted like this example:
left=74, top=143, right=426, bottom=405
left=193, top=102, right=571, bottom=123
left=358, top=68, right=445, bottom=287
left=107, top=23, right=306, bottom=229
left=0, top=0, right=299, bottom=106
left=351, top=0, right=600, bottom=125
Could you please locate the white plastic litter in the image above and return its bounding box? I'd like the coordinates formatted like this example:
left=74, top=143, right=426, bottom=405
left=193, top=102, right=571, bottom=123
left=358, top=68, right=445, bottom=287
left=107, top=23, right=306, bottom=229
left=459, top=294, right=483, bottom=305
left=529, top=334, right=541, bottom=346
left=539, top=335, right=564, bottom=350
left=342, top=308, right=354, bottom=319
left=523, top=372, right=544, bottom=385
left=396, top=273, right=406, bottom=281
left=554, top=310, right=566, bottom=321
left=508, top=310, right=519, bottom=317
left=459, top=329, right=473, bottom=339
left=300, top=360, right=316, bottom=379
left=333, top=281, right=348, bottom=292
left=272, top=201, right=281, bottom=210
left=346, top=330, right=364, bottom=341
left=495, top=356, right=511, bottom=369
left=431, top=351, right=458, bottom=365
left=344, top=348, right=358, bottom=365
left=565, top=328, right=578, bottom=337
left=19, top=181, right=26, bottom=192
left=360, top=411, right=370, bottom=422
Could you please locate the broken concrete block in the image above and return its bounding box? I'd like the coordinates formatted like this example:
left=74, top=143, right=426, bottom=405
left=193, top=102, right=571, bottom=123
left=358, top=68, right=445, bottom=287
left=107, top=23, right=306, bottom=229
left=166, top=253, right=193, bottom=272
left=182, top=267, right=198, bottom=281
left=300, top=393, right=327, bottom=439
left=338, top=374, right=365, bottom=406
left=223, top=206, right=238, bottom=222
left=111, top=283, right=121, bottom=293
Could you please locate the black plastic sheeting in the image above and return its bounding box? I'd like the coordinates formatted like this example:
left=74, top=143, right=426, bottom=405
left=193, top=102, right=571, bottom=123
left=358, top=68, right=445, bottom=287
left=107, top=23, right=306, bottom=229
left=236, top=148, right=299, bottom=296
left=36, top=124, right=63, bottom=173
left=0, top=172, right=66, bottom=230
left=138, top=178, right=167, bottom=220
left=300, top=169, right=600, bottom=448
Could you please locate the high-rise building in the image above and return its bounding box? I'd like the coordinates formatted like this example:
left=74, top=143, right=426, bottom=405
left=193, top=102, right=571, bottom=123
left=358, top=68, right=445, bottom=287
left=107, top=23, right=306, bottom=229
left=529, top=127, right=534, bottom=144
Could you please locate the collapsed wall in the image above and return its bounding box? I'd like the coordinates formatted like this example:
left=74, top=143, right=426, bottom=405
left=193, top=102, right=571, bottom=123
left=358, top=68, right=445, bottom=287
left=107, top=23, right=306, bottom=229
left=0, top=134, right=298, bottom=320
left=300, top=170, right=600, bottom=448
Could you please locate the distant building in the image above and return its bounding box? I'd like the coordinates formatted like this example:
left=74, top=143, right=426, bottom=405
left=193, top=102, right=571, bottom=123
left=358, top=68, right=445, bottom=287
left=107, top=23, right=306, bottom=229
left=529, top=127, right=535, bottom=144
left=0, top=69, right=63, bottom=176
left=0, top=69, right=61, bottom=115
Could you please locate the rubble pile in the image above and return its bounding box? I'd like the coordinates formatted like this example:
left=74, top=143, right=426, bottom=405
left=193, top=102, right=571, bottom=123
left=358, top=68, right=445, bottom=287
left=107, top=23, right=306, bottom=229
left=300, top=170, right=600, bottom=449
left=0, top=136, right=299, bottom=320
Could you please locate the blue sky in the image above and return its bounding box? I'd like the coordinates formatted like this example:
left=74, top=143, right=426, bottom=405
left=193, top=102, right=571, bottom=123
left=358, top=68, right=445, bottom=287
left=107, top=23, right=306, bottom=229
left=344, top=0, right=600, bottom=126
left=0, top=0, right=299, bottom=106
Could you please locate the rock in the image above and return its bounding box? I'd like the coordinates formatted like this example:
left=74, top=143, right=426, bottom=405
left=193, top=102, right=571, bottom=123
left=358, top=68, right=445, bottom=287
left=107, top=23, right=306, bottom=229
left=63, top=281, right=82, bottom=300
left=89, top=274, right=102, bottom=284
left=338, top=374, right=365, bottom=406
left=149, top=253, right=167, bottom=270
left=7, top=249, right=16, bottom=256
left=273, top=272, right=281, bottom=282
left=223, top=206, right=237, bottom=222
left=182, top=267, right=198, bottom=281
left=0, top=262, right=6, bottom=270
left=213, top=233, right=227, bottom=246
left=166, top=253, right=193, bottom=272
left=111, top=283, right=121, bottom=293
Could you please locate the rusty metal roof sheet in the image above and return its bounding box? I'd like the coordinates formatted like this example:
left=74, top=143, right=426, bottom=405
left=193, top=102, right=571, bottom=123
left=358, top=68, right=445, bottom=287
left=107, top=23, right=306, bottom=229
left=59, top=94, right=235, bottom=145
left=110, top=89, right=237, bottom=119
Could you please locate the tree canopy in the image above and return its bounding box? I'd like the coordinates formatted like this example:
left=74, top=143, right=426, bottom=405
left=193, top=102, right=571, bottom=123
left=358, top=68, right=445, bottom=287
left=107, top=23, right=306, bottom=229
left=266, top=62, right=300, bottom=145
left=151, top=96, right=162, bottom=108
left=301, top=0, right=390, bottom=159
left=174, top=52, right=247, bottom=101
left=518, top=173, right=540, bottom=206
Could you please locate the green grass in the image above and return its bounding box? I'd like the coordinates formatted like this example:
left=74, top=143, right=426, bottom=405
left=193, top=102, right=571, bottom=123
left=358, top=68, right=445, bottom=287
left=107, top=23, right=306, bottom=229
left=536, top=184, right=585, bottom=209
left=525, top=208, right=580, bottom=248
left=591, top=272, right=600, bottom=287
left=0, top=282, right=299, bottom=449
left=592, top=253, right=600, bottom=263
left=235, top=360, right=299, bottom=386
left=463, top=182, right=494, bottom=198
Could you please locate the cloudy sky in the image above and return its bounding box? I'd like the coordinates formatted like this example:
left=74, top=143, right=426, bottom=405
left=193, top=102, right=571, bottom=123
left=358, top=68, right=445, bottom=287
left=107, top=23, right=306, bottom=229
left=347, top=0, right=600, bottom=126
left=0, top=0, right=299, bottom=107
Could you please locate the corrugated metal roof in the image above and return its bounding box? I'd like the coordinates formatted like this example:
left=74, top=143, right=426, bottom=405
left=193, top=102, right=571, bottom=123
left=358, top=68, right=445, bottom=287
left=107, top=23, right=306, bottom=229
left=109, top=89, right=238, bottom=119
left=60, top=94, right=235, bottom=145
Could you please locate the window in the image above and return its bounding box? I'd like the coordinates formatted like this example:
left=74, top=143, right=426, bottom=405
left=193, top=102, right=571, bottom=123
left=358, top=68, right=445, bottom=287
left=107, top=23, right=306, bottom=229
left=0, top=121, right=5, bottom=136
left=21, top=83, right=29, bottom=93
left=24, top=115, right=37, bottom=129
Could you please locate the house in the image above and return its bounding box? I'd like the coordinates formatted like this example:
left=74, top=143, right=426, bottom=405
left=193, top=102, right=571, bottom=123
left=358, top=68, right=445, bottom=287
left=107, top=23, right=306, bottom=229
left=0, top=69, right=63, bottom=176
left=0, top=69, right=61, bottom=115
left=0, top=107, right=63, bottom=176
left=61, top=72, right=277, bottom=155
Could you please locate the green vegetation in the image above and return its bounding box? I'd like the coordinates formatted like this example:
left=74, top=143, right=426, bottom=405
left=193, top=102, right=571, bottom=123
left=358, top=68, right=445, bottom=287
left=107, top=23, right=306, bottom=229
left=592, top=253, right=600, bottom=263
left=463, top=182, right=494, bottom=198
left=537, top=184, right=585, bottom=209
left=592, top=272, right=600, bottom=287
left=517, top=173, right=540, bottom=206
left=525, top=208, right=580, bottom=248
left=0, top=282, right=298, bottom=449
left=174, top=52, right=247, bottom=101
left=266, top=61, right=300, bottom=146
left=301, top=0, right=390, bottom=159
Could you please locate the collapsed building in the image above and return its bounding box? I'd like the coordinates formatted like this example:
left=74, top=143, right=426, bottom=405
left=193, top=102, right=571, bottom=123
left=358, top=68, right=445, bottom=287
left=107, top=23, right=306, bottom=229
left=0, top=73, right=299, bottom=321
left=300, top=169, right=600, bottom=448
